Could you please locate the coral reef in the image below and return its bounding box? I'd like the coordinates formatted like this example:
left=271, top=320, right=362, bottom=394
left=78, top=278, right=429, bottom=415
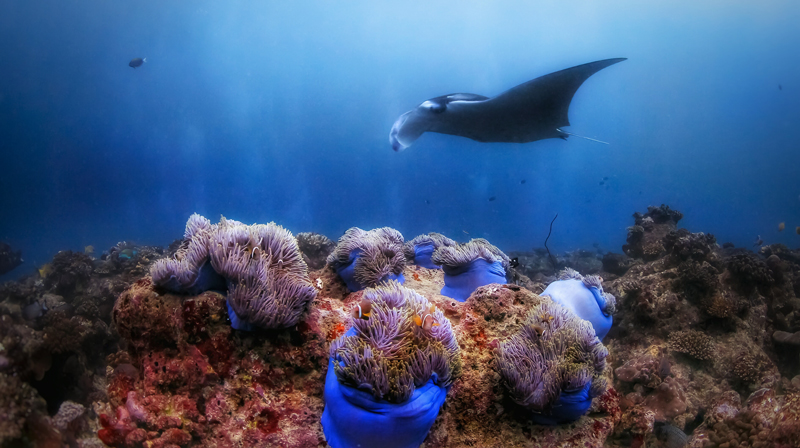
left=3, top=203, right=800, bottom=447
left=540, top=268, right=616, bottom=339
left=432, top=238, right=510, bottom=301
left=0, top=239, right=164, bottom=446
left=403, top=232, right=456, bottom=269
left=0, top=241, right=22, bottom=276
left=496, top=299, right=608, bottom=424
left=322, top=281, right=461, bottom=448
left=622, top=204, right=683, bottom=260
left=297, top=232, right=336, bottom=270
left=327, top=227, right=406, bottom=292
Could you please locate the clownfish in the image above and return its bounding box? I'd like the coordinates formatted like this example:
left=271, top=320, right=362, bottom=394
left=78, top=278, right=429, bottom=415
left=352, top=298, right=372, bottom=320
left=413, top=304, right=440, bottom=331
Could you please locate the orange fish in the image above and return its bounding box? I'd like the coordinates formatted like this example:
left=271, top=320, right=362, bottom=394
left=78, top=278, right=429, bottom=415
left=352, top=298, right=372, bottom=320
left=413, top=304, right=440, bottom=331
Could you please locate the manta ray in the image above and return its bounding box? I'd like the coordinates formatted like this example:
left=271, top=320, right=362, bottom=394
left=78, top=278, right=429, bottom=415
left=389, top=58, right=626, bottom=151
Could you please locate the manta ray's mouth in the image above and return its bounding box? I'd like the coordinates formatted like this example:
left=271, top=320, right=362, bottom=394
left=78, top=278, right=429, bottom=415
left=389, top=111, right=411, bottom=152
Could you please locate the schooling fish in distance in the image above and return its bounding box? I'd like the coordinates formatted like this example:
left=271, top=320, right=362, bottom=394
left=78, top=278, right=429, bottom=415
left=389, top=58, right=626, bottom=151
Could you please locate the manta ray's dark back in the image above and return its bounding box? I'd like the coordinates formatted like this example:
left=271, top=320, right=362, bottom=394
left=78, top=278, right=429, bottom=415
left=389, top=58, right=626, bottom=151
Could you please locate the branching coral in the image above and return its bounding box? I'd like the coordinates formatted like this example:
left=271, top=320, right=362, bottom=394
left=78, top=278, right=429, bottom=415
left=431, top=238, right=510, bottom=301
left=540, top=268, right=616, bottom=339
left=403, top=232, right=456, bottom=269
left=732, top=351, right=768, bottom=384
left=667, top=330, right=714, bottom=360
left=326, top=227, right=406, bottom=292
left=322, top=281, right=460, bottom=448
left=496, top=299, right=608, bottom=425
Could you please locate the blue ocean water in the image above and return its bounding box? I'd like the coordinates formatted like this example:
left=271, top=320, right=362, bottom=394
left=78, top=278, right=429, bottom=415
left=1, top=0, right=799, bottom=280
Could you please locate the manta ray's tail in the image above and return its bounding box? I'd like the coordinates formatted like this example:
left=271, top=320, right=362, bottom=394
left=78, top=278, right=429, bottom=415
left=556, top=128, right=609, bottom=145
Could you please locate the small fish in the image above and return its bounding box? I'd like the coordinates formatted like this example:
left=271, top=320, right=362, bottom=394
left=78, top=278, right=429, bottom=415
left=509, top=257, right=519, bottom=268
left=754, top=235, right=763, bottom=247
left=796, top=226, right=800, bottom=235
left=413, top=304, right=440, bottom=331
left=654, top=422, right=689, bottom=448
left=425, top=200, right=430, bottom=205
left=779, top=84, right=782, bottom=90
left=520, top=179, right=527, bottom=184
left=38, top=263, right=52, bottom=278
left=120, top=249, right=135, bottom=259
left=84, top=245, right=95, bottom=254
left=23, top=302, right=43, bottom=320
left=462, top=230, right=469, bottom=235
left=488, top=196, right=496, bottom=202
left=352, top=298, right=372, bottom=320
left=779, top=222, right=785, bottom=231
left=129, top=57, right=147, bottom=68
left=599, top=181, right=605, bottom=185
left=603, top=176, right=609, bottom=181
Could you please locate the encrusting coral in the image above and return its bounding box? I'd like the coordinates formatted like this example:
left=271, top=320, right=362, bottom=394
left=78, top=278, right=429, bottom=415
left=151, top=214, right=317, bottom=330
left=404, top=232, right=457, bottom=269
left=541, top=268, right=616, bottom=340
left=326, top=227, right=406, bottom=292
left=496, top=298, right=609, bottom=425
left=431, top=238, right=510, bottom=301
left=322, top=281, right=461, bottom=448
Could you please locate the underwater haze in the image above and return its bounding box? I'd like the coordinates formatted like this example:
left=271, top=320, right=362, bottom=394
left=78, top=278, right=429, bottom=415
left=1, top=0, right=799, bottom=278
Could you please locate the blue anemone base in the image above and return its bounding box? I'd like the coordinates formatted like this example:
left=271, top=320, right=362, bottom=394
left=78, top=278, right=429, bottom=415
left=158, top=261, right=226, bottom=296
left=321, top=330, right=447, bottom=448
left=440, top=259, right=506, bottom=302
left=541, top=279, right=612, bottom=340
left=412, top=242, right=440, bottom=269
left=530, top=382, right=592, bottom=425
left=335, top=250, right=406, bottom=292
left=226, top=301, right=257, bottom=332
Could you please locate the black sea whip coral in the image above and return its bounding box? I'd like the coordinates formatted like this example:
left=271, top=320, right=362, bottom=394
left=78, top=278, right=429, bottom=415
left=496, top=299, right=608, bottom=424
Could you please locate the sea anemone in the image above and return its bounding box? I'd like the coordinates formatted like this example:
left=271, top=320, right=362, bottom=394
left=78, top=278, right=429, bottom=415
left=327, top=227, right=406, bottom=291
left=150, top=214, right=316, bottom=330
left=208, top=218, right=317, bottom=330
left=431, top=238, right=510, bottom=301
left=496, top=299, right=608, bottom=425
left=321, top=281, right=461, bottom=448
left=540, top=268, right=616, bottom=340
left=150, top=214, right=225, bottom=295
left=403, top=232, right=457, bottom=269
